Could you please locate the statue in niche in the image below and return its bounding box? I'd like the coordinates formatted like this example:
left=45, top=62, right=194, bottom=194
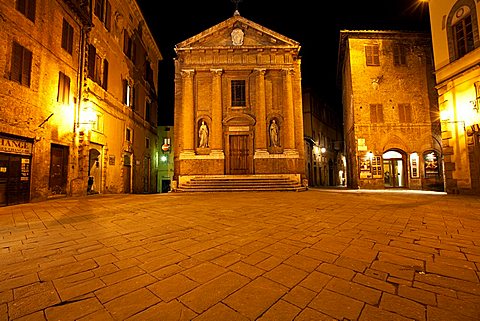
left=269, top=119, right=279, bottom=147
left=198, top=120, right=209, bottom=148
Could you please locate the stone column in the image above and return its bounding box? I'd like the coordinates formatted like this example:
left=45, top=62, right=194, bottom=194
left=210, top=68, right=223, bottom=151
left=255, top=68, right=267, bottom=150
left=181, top=69, right=195, bottom=151
left=283, top=68, right=295, bottom=149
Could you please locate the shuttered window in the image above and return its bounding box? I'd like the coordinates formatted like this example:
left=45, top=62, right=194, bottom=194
left=393, top=44, right=407, bottom=66
left=61, top=18, right=74, bottom=54
left=365, top=45, right=380, bottom=66
left=398, top=103, right=412, bottom=123
left=369, top=104, right=384, bottom=123
left=16, top=0, right=35, bottom=22
left=11, top=42, right=32, bottom=87
left=57, top=72, right=70, bottom=104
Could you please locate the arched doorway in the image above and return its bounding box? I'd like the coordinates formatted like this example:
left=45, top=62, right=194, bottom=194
left=88, top=148, right=101, bottom=194
left=383, top=150, right=405, bottom=188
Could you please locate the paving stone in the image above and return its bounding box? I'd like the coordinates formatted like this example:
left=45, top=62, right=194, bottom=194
left=415, top=272, right=480, bottom=295
left=104, top=288, right=160, bottom=320
left=298, top=271, right=332, bottom=292
left=353, top=273, right=397, bottom=293
left=359, top=304, right=415, bottom=321
left=317, top=262, right=355, bottom=280
left=180, top=271, right=249, bottom=313
left=426, top=260, right=479, bottom=282
left=325, top=277, right=381, bottom=305
left=380, top=292, right=426, bottom=321
left=427, top=306, right=477, bottom=321
left=256, top=255, right=284, bottom=271
left=124, top=301, right=197, bottom=321
left=8, top=286, right=60, bottom=320
left=264, top=264, right=308, bottom=288
left=282, top=285, right=317, bottom=309
left=45, top=297, right=103, bottom=320
left=334, top=255, right=369, bottom=272
left=14, top=311, right=46, bottom=321
left=76, top=308, right=114, bottom=321
left=0, top=274, right=39, bottom=293
left=308, top=289, right=363, bottom=320
left=370, top=260, right=416, bottom=280
left=95, top=274, right=157, bottom=303
left=257, top=299, right=301, bottom=321
left=293, top=307, right=337, bottom=320
left=228, top=261, right=264, bottom=279
left=191, top=303, right=247, bottom=321
left=181, top=262, right=227, bottom=284
left=222, top=276, right=287, bottom=319
left=437, top=294, right=480, bottom=319
left=284, top=254, right=320, bottom=272
left=148, top=274, right=199, bottom=302
left=298, top=248, right=337, bottom=264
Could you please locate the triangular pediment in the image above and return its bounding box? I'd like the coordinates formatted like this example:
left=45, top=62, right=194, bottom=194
left=175, top=13, right=300, bottom=52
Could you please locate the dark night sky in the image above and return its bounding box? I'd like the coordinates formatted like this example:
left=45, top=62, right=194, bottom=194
left=136, top=0, right=431, bottom=125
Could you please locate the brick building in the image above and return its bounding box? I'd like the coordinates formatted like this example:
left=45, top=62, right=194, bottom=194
left=426, top=0, right=480, bottom=195
left=338, top=30, right=444, bottom=191
left=172, top=10, right=305, bottom=188
left=0, top=0, right=161, bottom=206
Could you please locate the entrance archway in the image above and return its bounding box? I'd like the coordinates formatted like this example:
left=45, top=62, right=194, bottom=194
left=383, top=150, right=405, bottom=188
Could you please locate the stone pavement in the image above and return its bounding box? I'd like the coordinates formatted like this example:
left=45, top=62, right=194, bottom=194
left=0, top=189, right=480, bottom=321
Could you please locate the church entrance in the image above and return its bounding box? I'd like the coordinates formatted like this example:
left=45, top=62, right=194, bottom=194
left=227, top=134, right=251, bottom=175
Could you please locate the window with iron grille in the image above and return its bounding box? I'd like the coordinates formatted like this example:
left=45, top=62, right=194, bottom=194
left=369, top=104, right=384, bottom=123
left=453, top=14, right=474, bottom=59
left=365, top=45, right=380, bottom=66
left=16, top=0, right=35, bottom=22
left=61, top=18, right=74, bottom=54
left=57, top=72, right=70, bottom=104
left=11, top=41, right=32, bottom=87
left=231, top=80, right=246, bottom=107
left=398, top=103, right=412, bottom=123
left=393, top=44, right=407, bottom=66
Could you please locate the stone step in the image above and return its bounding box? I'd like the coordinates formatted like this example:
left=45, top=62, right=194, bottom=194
left=176, top=176, right=306, bottom=192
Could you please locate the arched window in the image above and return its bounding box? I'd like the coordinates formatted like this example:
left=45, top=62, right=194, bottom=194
left=447, top=2, right=478, bottom=61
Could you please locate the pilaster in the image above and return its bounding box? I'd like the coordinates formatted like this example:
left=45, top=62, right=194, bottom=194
left=255, top=68, right=267, bottom=151
left=210, top=68, right=224, bottom=153
left=283, top=68, right=295, bottom=149
left=181, top=69, right=195, bottom=151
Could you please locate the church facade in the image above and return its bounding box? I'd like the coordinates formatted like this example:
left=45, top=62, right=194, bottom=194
left=172, top=11, right=305, bottom=187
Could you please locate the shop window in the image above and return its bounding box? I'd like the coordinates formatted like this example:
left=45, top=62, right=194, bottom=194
left=231, top=80, right=246, bottom=107
left=371, top=156, right=382, bottom=178
left=16, top=0, right=35, bottom=22
left=11, top=42, right=32, bottom=87
left=365, top=45, right=380, bottom=66
left=424, top=151, right=440, bottom=177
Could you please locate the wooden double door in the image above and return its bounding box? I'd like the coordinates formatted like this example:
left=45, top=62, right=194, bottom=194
left=227, top=134, right=252, bottom=175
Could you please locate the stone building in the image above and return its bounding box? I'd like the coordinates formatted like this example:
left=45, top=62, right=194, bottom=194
left=338, top=30, right=444, bottom=191
left=0, top=0, right=161, bottom=206
left=172, top=10, right=305, bottom=188
left=303, top=88, right=345, bottom=187
left=425, top=0, right=480, bottom=195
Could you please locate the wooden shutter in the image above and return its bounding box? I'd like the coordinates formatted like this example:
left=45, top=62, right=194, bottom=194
left=87, top=44, right=96, bottom=79
left=105, top=1, right=111, bottom=31
left=102, top=59, right=108, bottom=90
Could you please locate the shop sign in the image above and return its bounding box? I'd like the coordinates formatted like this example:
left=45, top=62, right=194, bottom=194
left=0, top=136, right=33, bottom=155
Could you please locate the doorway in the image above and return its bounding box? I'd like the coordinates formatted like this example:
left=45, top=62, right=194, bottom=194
left=383, top=150, right=405, bottom=188
left=49, top=144, right=68, bottom=195
left=0, top=154, right=31, bottom=206
left=228, top=134, right=251, bottom=175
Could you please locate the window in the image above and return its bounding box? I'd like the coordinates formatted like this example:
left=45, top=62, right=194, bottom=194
left=453, top=12, right=474, bottom=59
left=61, top=19, right=74, bottom=54
left=94, top=0, right=104, bottom=21
left=123, top=30, right=133, bottom=59
left=365, top=45, right=380, bottom=66
left=146, top=138, right=150, bottom=149
left=126, top=128, right=132, bottom=142
left=393, top=44, right=407, bottom=66
left=369, top=104, right=384, bottom=123
left=371, top=156, right=382, bottom=178
left=231, top=80, right=246, bottom=107
left=123, top=79, right=132, bottom=107
left=87, top=44, right=108, bottom=89
left=145, top=99, right=151, bottom=123
left=57, top=72, right=70, bottom=104
left=11, top=42, right=32, bottom=87
left=16, top=0, right=35, bottom=22
left=398, top=103, right=412, bottom=123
